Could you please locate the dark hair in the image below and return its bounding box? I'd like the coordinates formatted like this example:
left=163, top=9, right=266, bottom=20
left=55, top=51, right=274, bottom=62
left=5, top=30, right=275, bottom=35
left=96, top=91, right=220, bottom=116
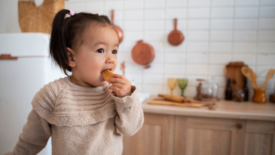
left=49, top=9, right=112, bottom=76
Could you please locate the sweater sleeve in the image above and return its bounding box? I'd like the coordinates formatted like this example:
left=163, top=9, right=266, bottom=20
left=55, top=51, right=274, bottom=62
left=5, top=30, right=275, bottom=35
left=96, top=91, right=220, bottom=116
left=111, top=86, right=144, bottom=136
left=4, top=109, right=52, bottom=155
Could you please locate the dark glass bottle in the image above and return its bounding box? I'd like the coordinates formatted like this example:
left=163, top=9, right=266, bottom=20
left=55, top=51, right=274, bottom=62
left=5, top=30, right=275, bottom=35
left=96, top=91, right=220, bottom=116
left=243, top=78, right=249, bottom=101
left=225, top=79, right=232, bottom=100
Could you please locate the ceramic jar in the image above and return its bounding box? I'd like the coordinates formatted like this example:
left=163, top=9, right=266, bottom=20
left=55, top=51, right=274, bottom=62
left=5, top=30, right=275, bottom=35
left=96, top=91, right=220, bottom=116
left=252, top=88, right=266, bottom=103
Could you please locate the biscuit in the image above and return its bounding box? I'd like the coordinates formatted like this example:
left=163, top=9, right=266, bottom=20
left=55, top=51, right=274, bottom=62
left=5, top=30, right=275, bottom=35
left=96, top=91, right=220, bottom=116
left=101, top=70, right=114, bottom=81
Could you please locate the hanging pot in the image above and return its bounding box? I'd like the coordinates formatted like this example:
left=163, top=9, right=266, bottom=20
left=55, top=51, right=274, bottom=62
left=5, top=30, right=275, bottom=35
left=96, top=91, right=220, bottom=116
left=131, top=40, right=155, bottom=69
left=111, top=10, right=123, bottom=44
left=168, top=18, right=184, bottom=46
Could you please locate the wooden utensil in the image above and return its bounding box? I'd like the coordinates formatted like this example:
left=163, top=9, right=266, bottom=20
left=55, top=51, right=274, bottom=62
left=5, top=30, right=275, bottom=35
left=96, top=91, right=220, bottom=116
left=111, top=10, right=123, bottom=44
left=167, top=78, right=177, bottom=95
left=241, top=66, right=258, bottom=89
left=148, top=99, right=204, bottom=108
left=248, top=67, right=258, bottom=88
left=147, top=99, right=216, bottom=109
left=131, top=40, right=155, bottom=68
left=158, top=94, right=191, bottom=103
left=168, top=18, right=184, bottom=46
left=261, top=69, right=275, bottom=88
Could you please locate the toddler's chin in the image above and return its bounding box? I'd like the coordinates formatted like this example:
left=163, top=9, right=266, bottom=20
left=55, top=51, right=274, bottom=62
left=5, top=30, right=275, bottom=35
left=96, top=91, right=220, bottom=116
left=98, top=81, right=108, bottom=86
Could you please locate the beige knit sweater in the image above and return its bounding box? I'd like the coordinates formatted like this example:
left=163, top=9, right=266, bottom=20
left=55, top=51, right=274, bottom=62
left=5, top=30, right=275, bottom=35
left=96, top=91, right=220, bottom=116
left=5, top=77, right=144, bottom=155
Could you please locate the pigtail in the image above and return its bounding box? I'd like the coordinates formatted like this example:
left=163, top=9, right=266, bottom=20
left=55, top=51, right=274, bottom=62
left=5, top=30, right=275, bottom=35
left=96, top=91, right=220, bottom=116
left=50, top=9, right=71, bottom=76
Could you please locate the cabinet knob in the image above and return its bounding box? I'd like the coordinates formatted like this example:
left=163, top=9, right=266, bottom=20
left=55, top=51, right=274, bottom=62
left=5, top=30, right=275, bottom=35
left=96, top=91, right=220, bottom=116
left=236, top=123, right=243, bottom=129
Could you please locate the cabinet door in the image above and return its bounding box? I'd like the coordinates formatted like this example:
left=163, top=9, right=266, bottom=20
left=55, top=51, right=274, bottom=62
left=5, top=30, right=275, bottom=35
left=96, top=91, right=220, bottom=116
left=174, top=116, right=245, bottom=155
left=123, top=113, right=174, bottom=155
left=244, top=121, right=275, bottom=155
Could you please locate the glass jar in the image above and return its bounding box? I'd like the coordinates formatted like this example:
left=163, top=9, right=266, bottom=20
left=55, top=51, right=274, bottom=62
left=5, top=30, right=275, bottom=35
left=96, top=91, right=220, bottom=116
left=200, top=80, right=214, bottom=100
left=209, top=76, right=218, bottom=99
left=233, top=88, right=244, bottom=102
left=200, top=77, right=219, bottom=100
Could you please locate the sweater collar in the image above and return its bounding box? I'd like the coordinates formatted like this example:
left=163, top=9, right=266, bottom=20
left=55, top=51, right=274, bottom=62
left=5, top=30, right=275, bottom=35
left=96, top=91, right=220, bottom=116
left=64, top=77, right=109, bottom=92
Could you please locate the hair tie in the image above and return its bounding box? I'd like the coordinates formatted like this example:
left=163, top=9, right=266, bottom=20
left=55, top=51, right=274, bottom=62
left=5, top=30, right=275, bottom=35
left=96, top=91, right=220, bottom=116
left=69, top=10, right=74, bottom=16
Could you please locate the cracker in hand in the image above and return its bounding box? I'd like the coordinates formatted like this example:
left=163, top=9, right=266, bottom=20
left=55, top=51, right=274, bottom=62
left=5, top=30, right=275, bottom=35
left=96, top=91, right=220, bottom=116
left=101, top=70, right=114, bottom=82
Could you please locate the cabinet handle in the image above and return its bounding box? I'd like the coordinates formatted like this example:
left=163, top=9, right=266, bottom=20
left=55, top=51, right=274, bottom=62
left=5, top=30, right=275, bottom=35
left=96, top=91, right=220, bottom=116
left=236, top=124, right=243, bottom=129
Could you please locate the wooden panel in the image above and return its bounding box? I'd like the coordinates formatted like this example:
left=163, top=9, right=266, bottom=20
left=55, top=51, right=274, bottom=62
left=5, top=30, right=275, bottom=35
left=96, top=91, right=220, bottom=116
left=225, top=62, right=247, bottom=96
left=175, top=116, right=245, bottom=155
left=245, top=133, right=273, bottom=155
left=187, top=117, right=236, bottom=130
left=174, top=116, right=187, bottom=155
left=246, top=120, right=275, bottom=133
left=186, top=128, right=232, bottom=155
left=123, top=113, right=174, bottom=155
left=244, top=120, right=275, bottom=155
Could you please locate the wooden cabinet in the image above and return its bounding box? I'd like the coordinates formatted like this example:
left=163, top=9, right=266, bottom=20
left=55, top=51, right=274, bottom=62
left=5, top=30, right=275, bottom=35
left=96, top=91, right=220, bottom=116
left=244, top=121, right=275, bottom=155
left=123, top=113, right=275, bottom=155
left=122, top=113, right=174, bottom=155
left=174, top=117, right=245, bottom=155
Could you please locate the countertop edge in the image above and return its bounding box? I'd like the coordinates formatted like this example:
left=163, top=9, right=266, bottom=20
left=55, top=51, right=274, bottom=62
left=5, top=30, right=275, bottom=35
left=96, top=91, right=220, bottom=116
left=142, top=107, right=275, bottom=121
left=141, top=97, right=275, bottom=121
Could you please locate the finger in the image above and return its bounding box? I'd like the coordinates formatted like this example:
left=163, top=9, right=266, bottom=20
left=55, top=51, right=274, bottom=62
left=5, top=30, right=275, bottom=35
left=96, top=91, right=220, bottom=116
left=108, top=78, right=125, bottom=84
left=112, top=82, right=124, bottom=88
left=109, top=85, right=120, bottom=93
left=112, top=74, right=126, bottom=80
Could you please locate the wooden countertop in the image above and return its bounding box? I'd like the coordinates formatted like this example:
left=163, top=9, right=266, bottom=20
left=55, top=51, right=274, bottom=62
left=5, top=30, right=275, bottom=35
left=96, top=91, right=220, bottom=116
left=142, top=96, right=275, bottom=121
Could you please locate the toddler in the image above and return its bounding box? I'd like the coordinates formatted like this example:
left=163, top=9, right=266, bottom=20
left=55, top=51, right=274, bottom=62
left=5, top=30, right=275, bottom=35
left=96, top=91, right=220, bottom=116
left=5, top=9, right=144, bottom=155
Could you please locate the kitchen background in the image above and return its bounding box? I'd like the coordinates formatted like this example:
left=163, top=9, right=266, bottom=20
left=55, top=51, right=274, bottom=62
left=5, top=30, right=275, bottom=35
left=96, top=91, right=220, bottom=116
left=0, top=0, right=275, bottom=99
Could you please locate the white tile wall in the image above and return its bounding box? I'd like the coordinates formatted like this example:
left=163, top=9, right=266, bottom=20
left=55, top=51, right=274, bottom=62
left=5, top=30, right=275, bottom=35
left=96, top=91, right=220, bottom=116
left=53, top=0, right=275, bottom=99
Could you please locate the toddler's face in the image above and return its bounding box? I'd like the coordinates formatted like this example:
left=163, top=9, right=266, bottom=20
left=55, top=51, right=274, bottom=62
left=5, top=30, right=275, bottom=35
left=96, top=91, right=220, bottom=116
left=70, top=24, right=119, bottom=87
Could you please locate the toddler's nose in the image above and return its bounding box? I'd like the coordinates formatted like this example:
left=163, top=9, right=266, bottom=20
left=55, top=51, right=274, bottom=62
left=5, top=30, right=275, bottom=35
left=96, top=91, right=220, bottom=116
left=106, top=54, right=115, bottom=64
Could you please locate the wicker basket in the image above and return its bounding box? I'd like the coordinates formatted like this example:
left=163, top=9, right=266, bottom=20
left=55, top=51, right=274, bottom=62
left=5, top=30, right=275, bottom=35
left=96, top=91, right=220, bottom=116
left=18, top=0, right=64, bottom=34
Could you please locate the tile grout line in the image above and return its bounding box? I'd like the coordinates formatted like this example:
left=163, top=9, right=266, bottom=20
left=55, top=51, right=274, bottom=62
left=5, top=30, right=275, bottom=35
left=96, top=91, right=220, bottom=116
left=232, top=0, right=236, bottom=64
left=185, top=0, right=189, bottom=79
left=255, top=0, right=260, bottom=78
left=142, top=0, right=145, bottom=93
left=207, top=0, right=212, bottom=80
left=163, top=0, right=166, bottom=94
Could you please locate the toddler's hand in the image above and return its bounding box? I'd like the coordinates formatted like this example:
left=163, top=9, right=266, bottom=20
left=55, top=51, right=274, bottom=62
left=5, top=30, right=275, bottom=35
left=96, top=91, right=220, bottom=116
left=108, top=74, right=132, bottom=97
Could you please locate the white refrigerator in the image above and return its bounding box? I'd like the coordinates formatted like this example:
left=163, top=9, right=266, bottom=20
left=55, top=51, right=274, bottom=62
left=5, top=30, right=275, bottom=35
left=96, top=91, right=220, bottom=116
left=0, top=33, right=66, bottom=155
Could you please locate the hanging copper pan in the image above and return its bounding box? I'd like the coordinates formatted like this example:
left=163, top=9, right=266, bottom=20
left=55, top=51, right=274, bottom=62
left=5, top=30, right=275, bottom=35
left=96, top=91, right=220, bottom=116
left=168, top=18, right=184, bottom=46
left=111, top=10, right=123, bottom=44
left=131, top=40, right=155, bottom=69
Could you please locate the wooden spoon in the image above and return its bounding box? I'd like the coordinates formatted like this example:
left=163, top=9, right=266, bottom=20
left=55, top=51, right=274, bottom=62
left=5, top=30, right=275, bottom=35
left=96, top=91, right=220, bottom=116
left=261, top=69, right=275, bottom=89
left=248, top=67, right=258, bottom=88
left=241, top=66, right=258, bottom=89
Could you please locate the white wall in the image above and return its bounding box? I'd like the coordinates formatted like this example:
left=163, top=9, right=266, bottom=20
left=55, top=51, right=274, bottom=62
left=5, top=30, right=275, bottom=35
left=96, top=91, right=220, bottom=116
left=1, top=0, right=275, bottom=99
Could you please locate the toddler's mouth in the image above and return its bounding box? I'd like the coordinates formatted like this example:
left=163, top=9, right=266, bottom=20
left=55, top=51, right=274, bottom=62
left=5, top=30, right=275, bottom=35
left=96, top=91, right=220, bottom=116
left=100, top=75, right=105, bottom=81
left=101, top=68, right=112, bottom=73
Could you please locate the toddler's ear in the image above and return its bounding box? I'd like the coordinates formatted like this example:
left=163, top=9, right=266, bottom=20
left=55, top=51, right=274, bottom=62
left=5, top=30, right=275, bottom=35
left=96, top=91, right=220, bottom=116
left=66, top=47, right=76, bottom=68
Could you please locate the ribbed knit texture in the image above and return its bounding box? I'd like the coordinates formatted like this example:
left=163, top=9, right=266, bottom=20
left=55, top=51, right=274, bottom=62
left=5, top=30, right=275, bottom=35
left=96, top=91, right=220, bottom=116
left=5, top=77, right=144, bottom=155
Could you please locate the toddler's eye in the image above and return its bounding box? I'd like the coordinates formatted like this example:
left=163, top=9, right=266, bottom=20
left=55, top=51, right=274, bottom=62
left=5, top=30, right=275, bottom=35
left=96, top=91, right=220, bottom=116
left=97, top=49, right=104, bottom=53
left=112, top=50, right=117, bottom=54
